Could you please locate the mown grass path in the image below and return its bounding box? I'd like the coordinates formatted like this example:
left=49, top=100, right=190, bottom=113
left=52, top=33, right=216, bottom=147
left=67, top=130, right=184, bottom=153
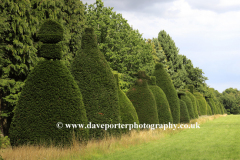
left=90, top=115, right=240, bottom=160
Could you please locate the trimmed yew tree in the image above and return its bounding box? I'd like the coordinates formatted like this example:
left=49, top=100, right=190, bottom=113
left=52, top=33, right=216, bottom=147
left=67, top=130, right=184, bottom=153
left=178, top=92, right=190, bottom=123
left=126, top=71, right=159, bottom=125
left=153, top=63, right=180, bottom=124
left=207, top=103, right=212, bottom=115
left=148, top=76, right=173, bottom=124
left=180, top=91, right=195, bottom=119
left=186, top=91, right=199, bottom=119
left=114, top=74, right=139, bottom=133
left=206, top=97, right=216, bottom=115
left=9, top=20, right=89, bottom=147
left=70, top=28, right=121, bottom=139
left=193, top=92, right=207, bottom=115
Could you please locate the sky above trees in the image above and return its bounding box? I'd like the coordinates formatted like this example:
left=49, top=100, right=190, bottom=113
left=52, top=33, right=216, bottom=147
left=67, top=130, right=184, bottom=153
left=81, top=0, right=240, bottom=93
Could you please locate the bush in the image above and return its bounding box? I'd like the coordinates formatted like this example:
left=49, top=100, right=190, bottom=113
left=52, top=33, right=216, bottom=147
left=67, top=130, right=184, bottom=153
left=126, top=71, right=159, bottom=125
left=0, top=136, right=10, bottom=149
left=206, top=98, right=216, bottom=115
left=148, top=76, right=173, bottom=124
left=153, top=63, right=180, bottom=124
left=9, top=20, right=89, bottom=148
left=179, top=99, right=190, bottom=123
left=180, top=91, right=195, bottom=119
left=185, top=91, right=199, bottom=119
left=71, top=28, right=121, bottom=139
left=193, top=92, right=207, bottom=115
left=114, top=74, right=139, bottom=133
left=207, top=103, right=212, bottom=115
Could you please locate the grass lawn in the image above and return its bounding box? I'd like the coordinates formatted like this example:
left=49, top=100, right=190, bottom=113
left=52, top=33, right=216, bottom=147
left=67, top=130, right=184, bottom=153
left=89, top=115, right=240, bottom=160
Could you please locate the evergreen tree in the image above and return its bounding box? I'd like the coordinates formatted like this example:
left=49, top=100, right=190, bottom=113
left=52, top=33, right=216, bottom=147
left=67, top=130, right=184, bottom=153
left=126, top=71, right=159, bottom=125
left=148, top=76, right=173, bottom=124
left=180, top=90, right=195, bottom=119
left=178, top=92, right=190, bottom=123
left=153, top=63, right=180, bottom=124
left=185, top=90, right=199, bottom=118
left=207, top=103, right=212, bottom=115
left=0, top=0, right=38, bottom=136
left=9, top=20, right=88, bottom=147
left=70, top=28, right=121, bottom=139
left=114, top=73, right=139, bottom=133
left=193, top=92, right=207, bottom=115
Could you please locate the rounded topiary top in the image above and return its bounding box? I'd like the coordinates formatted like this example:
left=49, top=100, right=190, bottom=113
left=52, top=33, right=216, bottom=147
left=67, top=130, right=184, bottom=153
left=81, top=28, right=98, bottom=49
left=155, top=63, right=164, bottom=70
left=37, top=19, right=63, bottom=43
left=37, top=20, right=63, bottom=59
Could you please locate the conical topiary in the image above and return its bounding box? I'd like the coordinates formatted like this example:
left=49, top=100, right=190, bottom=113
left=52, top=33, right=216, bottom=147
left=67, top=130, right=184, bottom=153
left=9, top=19, right=89, bottom=147
left=180, top=90, right=195, bottom=119
left=114, top=74, right=139, bottom=133
left=70, top=28, right=121, bottom=139
left=153, top=63, right=180, bottom=124
left=148, top=76, right=173, bottom=124
left=206, top=97, right=216, bottom=115
left=126, top=71, right=159, bottom=125
left=207, top=103, right=212, bottom=115
left=185, top=90, right=199, bottom=119
left=193, top=92, right=207, bottom=116
left=178, top=92, right=190, bottom=123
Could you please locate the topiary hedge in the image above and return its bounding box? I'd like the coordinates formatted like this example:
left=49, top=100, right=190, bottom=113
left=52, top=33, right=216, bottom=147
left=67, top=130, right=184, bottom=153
left=207, top=103, right=212, bottom=115
left=178, top=98, right=190, bottom=123
left=185, top=91, right=199, bottom=119
left=180, top=90, right=195, bottom=119
left=114, top=74, right=139, bottom=133
left=153, top=63, right=180, bottom=124
left=148, top=76, right=173, bottom=124
left=206, top=98, right=216, bottom=115
left=9, top=20, right=89, bottom=148
left=126, top=71, right=159, bottom=125
left=193, top=92, right=207, bottom=116
left=70, top=28, right=121, bottom=139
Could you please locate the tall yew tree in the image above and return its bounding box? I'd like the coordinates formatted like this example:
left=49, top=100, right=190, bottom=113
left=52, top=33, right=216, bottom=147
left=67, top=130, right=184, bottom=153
left=0, top=0, right=38, bottom=136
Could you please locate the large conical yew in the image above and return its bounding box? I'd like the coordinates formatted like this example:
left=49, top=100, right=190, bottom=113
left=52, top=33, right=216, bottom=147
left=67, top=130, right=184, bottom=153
left=71, top=28, right=121, bottom=139
left=9, top=20, right=88, bottom=147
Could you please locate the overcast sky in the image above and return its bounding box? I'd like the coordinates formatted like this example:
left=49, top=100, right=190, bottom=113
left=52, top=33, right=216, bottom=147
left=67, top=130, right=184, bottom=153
left=81, top=0, right=240, bottom=93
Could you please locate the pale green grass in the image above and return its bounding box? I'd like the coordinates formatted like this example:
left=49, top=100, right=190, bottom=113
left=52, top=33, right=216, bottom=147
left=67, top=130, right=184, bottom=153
left=88, top=115, right=240, bottom=160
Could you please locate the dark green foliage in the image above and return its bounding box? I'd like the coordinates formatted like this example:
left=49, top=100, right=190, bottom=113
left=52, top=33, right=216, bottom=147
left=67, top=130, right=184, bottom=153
left=186, top=91, right=199, bottom=119
left=148, top=76, right=173, bottom=124
left=179, top=99, right=190, bottom=123
left=126, top=71, right=159, bottom=125
left=206, top=98, right=216, bottom=115
left=188, top=85, right=194, bottom=94
left=193, top=92, right=207, bottom=115
left=180, top=93, right=195, bottom=119
left=114, top=74, right=139, bottom=133
left=71, top=28, right=121, bottom=139
left=153, top=63, right=180, bottom=124
left=9, top=20, right=88, bottom=147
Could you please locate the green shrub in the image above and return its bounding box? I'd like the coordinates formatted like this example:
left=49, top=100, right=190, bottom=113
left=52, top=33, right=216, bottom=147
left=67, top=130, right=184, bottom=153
left=206, top=98, right=216, bottom=115
left=0, top=136, right=10, bottom=149
left=185, top=91, right=199, bottom=119
left=193, top=92, right=207, bottom=115
left=153, top=63, right=180, bottom=124
left=179, top=99, right=190, bottom=123
left=9, top=20, right=89, bottom=148
left=71, top=28, right=121, bottom=139
left=180, top=91, right=195, bottom=119
left=207, top=103, right=212, bottom=115
left=114, top=74, right=139, bottom=133
left=148, top=76, right=173, bottom=124
left=126, top=71, right=159, bottom=125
